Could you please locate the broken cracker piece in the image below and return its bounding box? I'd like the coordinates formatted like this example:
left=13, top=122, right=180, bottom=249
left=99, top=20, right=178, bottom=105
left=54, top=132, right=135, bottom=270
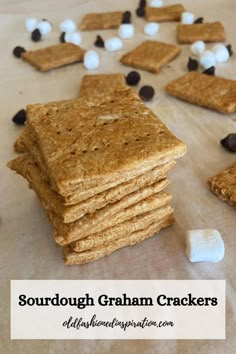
left=80, top=12, right=123, bottom=31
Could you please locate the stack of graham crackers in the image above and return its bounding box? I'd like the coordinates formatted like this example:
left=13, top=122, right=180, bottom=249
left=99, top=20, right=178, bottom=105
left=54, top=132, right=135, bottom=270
left=8, top=86, right=186, bottom=265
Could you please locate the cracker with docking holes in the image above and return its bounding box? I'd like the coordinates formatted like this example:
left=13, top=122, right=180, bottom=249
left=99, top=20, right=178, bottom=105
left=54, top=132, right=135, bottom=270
left=208, top=161, right=236, bottom=208
left=80, top=11, right=123, bottom=31
left=21, top=43, right=85, bottom=72
left=165, top=71, right=236, bottom=113
left=64, top=213, right=175, bottom=265
left=80, top=74, right=126, bottom=97
left=120, top=40, right=181, bottom=74
left=177, top=22, right=226, bottom=44
left=145, top=4, right=185, bottom=22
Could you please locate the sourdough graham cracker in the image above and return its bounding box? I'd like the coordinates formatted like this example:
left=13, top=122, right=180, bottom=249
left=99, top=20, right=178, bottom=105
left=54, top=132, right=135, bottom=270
left=80, top=12, right=123, bottom=31
left=14, top=129, right=27, bottom=153
left=80, top=74, right=126, bottom=97
left=177, top=22, right=226, bottom=44
left=145, top=4, right=185, bottom=22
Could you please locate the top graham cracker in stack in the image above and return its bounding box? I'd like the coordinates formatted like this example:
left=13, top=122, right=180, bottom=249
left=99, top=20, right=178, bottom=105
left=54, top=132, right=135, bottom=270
left=25, top=88, right=186, bottom=196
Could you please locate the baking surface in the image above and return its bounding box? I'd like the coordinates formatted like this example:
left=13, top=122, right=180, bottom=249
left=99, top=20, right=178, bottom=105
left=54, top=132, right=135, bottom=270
left=0, top=0, right=235, bottom=352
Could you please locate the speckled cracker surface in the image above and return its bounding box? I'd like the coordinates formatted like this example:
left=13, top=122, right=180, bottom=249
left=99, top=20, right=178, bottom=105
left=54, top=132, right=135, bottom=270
left=64, top=214, right=175, bottom=265
left=80, top=11, right=123, bottom=30
left=21, top=43, right=85, bottom=72
left=208, top=161, right=236, bottom=208
left=8, top=153, right=174, bottom=223
left=177, top=22, right=226, bottom=43
left=145, top=4, right=185, bottom=22
left=25, top=88, right=186, bottom=196
left=165, top=72, right=236, bottom=113
left=80, top=74, right=126, bottom=97
left=14, top=129, right=27, bottom=153
left=120, top=40, right=181, bottom=74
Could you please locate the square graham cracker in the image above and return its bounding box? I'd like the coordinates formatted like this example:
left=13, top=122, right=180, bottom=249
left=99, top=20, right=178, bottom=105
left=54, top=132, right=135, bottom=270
left=177, top=22, right=226, bottom=44
left=80, top=74, right=126, bottom=97
left=208, top=161, right=236, bottom=208
left=25, top=88, right=186, bottom=196
left=80, top=11, right=123, bottom=31
left=145, top=4, right=185, bottom=22
left=120, top=40, right=181, bottom=74
left=165, top=72, right=236, bottom=114
left=21, top=43, right=85, bottom=72
left=64, top=213, right=175, bottom=265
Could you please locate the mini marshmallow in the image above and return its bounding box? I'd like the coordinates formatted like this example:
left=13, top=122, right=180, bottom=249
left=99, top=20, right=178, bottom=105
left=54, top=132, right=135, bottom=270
left=191, top=40, right=205, bottom=56
left=118, top=24, right=135, bottom=39
left=60, top=19, right=76, bottom=33
left=65, top=32, right=82, bottom=46
left=84, top=50, right=100, bottom=70
left=186, top=229, right=224, bottom=262
left=25, top=18, right=38, bottom=32
left=105, top=37, right=123, bottom=52
left=181, top=12, right=195, bottom=24
left=211, top=43, right=229, bottom=63
left=144, top=22, right=160, bottom=36
left=200, top=50, right=216, bottom=69
left=150, top=0, right=164, bottom=7
left=37, top=20, right=52, bottom=35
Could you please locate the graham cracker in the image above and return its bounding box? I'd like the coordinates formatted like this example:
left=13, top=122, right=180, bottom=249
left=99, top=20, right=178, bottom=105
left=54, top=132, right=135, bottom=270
left=80, top=74, right=126, bottom=97
left=145, top=4, right=185, bottom=22
left=8, top=153, right=174, bottom=223
left=64, top=213, right=175, bottom=265
left=14, top=129, right=27, bottom=153
left=24, top=88, right=186, bottom=196
left=71, top=204, right=173, bottom=252
left=165, top=72, right=236, bottom=114
left=177, top=22, right=226, bottom=44
left=21, top=43, right=85, bottom=72
left=120, top=41, right=181, bottom=74
left=208, top=161, right=236, bottom=208
left=80, top=11, right=123, bottom=31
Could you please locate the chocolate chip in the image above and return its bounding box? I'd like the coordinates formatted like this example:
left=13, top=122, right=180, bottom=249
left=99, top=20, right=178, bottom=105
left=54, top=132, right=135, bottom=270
left=59, top=32, right=65, bottom=43
left=139, top=0, right=147, bottom=7
left=94, top=35, right=104, bottom=48
left=12, top=109, right=26, bottom=125
left=122, top=11, right=132, bottom=24
left=139, top=86, right=155, bottom=102
left=187, top=57, right=199, bottom=71
left=203, top=66, right=215, bottom=76
left=13, top=46, right=26, bottom=58
left=194, top=17, right=204, bottom=24
left=226, top=44, right=233, bottom=57
left=126, top=71, right=141, bottom=86
left=221, top=134, right=236, bottom=152
left=136, top=7, right=145, bottom=17
left=31, top=28, right=41, bottom=42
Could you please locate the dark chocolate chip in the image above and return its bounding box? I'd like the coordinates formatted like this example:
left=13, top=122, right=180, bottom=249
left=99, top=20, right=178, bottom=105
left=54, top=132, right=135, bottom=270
left=221, top=134, right=236, bottom=152
left=226, top=44, right=233, bottom=57
left=187, top=57, right=199, bottom=71
left=122, top=11, right=132, bottom=24
left=94, top=35, right=105, bottom=48
left=139, top=0, right=147, bottom=8
left=126, top=71, right=141, bottom=86
left=59, top=32, right=65, bottom=43
left=194, top=17, right=204, bottom=24
left=139, top=86, right=155, bottom=102
left=31, top=28, right=41, bottom=42
left=203, top=66, right=215, bottom=76
left=136, top=7, right=145, bottom=17
left=12, top=109, right=27, bottom=125
left=13, top=46, right=26, bottom=58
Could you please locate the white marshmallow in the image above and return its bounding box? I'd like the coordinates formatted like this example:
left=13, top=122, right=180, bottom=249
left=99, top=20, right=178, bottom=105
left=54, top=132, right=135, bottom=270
left=118, top=24, right=134, bottom=39
left=181, top=12, right=195, bottom=24
left=25, top=18, right=38, bottom=32
left=65, top=32, right=82, bottom=46
left=150, top=0, right=164, bottom=7
left=186, top=229, right=225, bottom=263
left=105, top=37, right=123, bottom=52
left=84, top=50, right=100, bottom=70
left=191, top=40, right=205, bottom=56
left=211, top=44, right=229, bottom=63
left=60, top=19, right=76, bottom=33
left=144, top=22, right=159, bottom=36
left=37, top=20, right=52, bottom=36
left=200, top=50, right=216, bottom=69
